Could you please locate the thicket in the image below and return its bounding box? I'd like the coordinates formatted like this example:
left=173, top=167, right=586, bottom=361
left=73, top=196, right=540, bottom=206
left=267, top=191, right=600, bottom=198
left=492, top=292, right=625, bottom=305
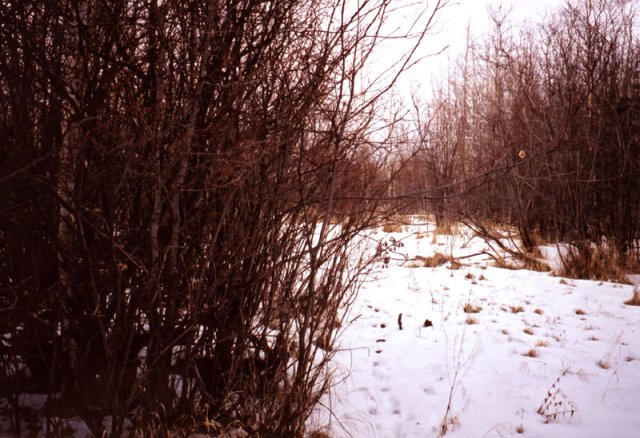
left=0, top=0, right=444, bottom=435
left=396, top=0, right=640, bottom=277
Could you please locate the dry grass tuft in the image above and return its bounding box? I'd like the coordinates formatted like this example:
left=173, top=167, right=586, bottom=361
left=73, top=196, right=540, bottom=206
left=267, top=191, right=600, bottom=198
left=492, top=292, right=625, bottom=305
left=465, top=315, right=478, bottom=325
left=492, top=256, right=518, bottom=270
left=492, top=255, right=550, bottom=272
left=535, top=339, right=549, bottom=347
left=434, top=221, right=458, bottom=236
left=415, top=252, right=454, bottom=268
left=382, top=223, right=403, bottom=233
left=558, top=241, right=629, bottom=283
left=523, top=258, right=551, bottom=272
left=463, top=303, right=482, bottom=313
left=624, top=286, right=640, bottom=306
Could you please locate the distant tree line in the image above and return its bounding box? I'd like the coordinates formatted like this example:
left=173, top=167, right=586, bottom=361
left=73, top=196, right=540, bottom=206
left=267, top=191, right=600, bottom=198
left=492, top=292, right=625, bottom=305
left=396, top=0, right=640, bottom=275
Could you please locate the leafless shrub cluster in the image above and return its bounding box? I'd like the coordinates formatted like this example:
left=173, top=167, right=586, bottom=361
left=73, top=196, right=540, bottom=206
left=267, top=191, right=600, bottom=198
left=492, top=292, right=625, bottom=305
left=558, top=241, right=629, bottom=282
left=0, top=0, right=445, bottom=435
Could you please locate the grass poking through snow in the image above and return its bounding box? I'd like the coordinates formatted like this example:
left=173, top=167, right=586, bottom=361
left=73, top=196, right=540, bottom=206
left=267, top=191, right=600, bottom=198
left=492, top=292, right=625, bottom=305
left=624, top=287, right=640, bottom=306
left=463, top=303, right=482, bottom=314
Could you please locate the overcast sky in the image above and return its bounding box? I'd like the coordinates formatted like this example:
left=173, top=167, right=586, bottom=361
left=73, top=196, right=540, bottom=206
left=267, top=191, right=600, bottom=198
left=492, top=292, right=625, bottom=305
left=434, top=0, right=563, bottom=50
left=378, top=0, right=566, bottom=98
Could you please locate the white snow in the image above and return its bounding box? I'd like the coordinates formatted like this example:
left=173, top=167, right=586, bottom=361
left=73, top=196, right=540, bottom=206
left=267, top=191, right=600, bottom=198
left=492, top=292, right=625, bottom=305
left=311, top=222, right=640, bottom=438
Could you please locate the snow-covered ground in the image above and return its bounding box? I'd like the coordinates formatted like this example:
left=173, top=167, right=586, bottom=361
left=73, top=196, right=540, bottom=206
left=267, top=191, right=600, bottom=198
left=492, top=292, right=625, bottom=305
left=311, top=221, right=640, bottom=437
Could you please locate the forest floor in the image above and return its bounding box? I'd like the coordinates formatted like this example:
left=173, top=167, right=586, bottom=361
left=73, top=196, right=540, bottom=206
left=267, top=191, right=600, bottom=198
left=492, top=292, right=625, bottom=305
left=311, top=220, right=640, bottom=438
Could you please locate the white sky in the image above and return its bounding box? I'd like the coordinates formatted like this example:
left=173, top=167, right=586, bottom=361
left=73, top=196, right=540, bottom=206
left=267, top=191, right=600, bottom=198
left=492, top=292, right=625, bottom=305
left=432, top=0, right=563, bottom=52
left=376, top=0, right=566, bottom=99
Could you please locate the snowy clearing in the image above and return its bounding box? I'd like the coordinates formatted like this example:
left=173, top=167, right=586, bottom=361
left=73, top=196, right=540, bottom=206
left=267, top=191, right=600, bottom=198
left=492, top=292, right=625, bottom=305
left=311, top=222, right=640, bottom=438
